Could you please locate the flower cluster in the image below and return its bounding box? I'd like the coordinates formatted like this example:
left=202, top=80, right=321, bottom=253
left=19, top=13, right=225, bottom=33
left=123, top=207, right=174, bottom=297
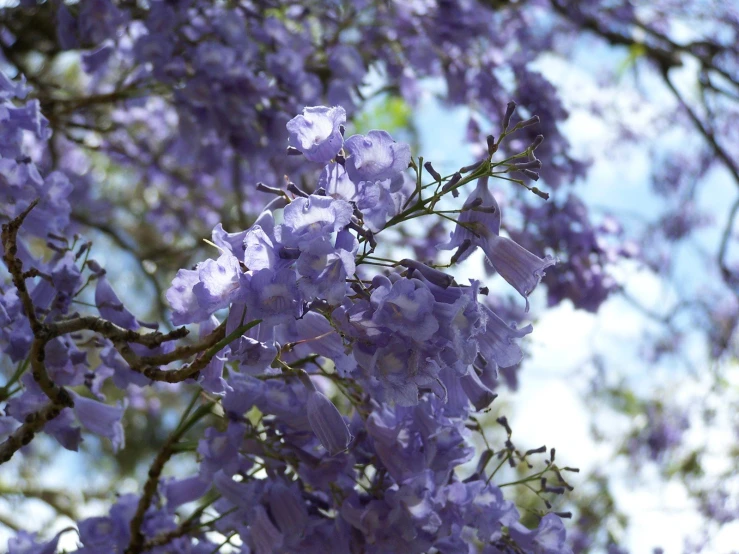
left=1, top=101, right=574, bottom=553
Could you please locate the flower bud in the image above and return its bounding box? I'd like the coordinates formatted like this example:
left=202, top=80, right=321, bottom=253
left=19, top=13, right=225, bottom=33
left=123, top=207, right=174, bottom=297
left=503, top=101, right=517, bottom=130
left=424, top=161, right=441, bottom=181
left=398, top=259, right=454, bottom=288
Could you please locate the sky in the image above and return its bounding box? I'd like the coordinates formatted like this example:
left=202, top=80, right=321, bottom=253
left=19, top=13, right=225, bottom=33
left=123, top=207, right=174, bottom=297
left=408, top=35, right=739, bottom=552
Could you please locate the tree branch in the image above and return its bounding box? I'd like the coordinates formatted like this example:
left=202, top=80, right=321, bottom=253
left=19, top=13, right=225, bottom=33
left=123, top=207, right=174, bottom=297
left=124, top=402, right=215, bottom=554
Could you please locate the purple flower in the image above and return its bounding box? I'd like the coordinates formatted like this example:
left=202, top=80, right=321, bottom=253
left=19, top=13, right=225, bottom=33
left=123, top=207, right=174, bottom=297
left=246, top=268, right=301, bottom=325
left=508, top=513, right=573, bottom=554
left=460, top=369, right=497, bottom=411
left=477, top=306, right=533, bottom=369
left=193, top=250, right=248, bottom=313
left=95, top=276, right=140, bottom=330
left=243, top=225, right=286, bottom=272
left=369, top=338, right=445, bottom=406
left=484, top=235, right=556, bottom=312
left=286, top=312, right=357, bottom=377
left=249, top=504, right=284, bottom=554
left=371, top=276, right=440, bottom=342
left=439, top=176, right=501, bottom=264
left=268, top=481, right=309, bottom=537
left=7, top=530, right=63, bottom=554
left=166, top=249, right=247, bottom=324
left=344, top=130, right=411, bottom=183
left=166, top=267, right=210, bottom=325
left=199, top=423, right=251, bottom=479
left=328, top=45, right=365, bottom=81
left=296, top=232, right=356, bottom=305
left=286, top=106, right=346, bottom=163
left=45, top=408, right=82, bottom=451
left=72, top=392, right=126, bottom=452
left=164, top=476, right=210, bottom=509
left=0, top=72, right=29, bottom=100
left=306, top=388, right=353, bottom=455
left=278, top=195, right=353, bottom=248
left=442, top=177, right=556, bottom=311
left=466, top=481, right=520, bottom=542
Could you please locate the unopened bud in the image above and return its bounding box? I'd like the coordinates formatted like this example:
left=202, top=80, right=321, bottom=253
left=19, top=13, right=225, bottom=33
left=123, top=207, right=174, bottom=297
left=514, top=159, right=542, bottom=170
left=398, top=259, right=454, bottom=288
left=86, top=260, right=104, bottom=275
left=461, top=197, right=483, bottom=211
left=256, top=182, right=284, bottom=196
left=476, top=448, right=494, bottom=476
left=496, top=416, right=512, bottom=435
left=424, top=161, right=441, bottom=181
left=518, top=115, right=540, bottom=128
left=525, top=445, right=547, bottom=457
left=531, top=187, right=549, bottom=200
left=460, top=160, right=485, bottom=173
left=450, top=239, right=472, bottom=265
left=287, top=182, right=309, bottom=198
left=519, top=169, right=540, bottom=181
left=75, top=241, right=90, bottom=260
left=503, top=101, right=517, bottom=131
left=486, top=134, right=496, bottom=156
left=442, top=172, right=462, bottom=195
left=531, top=134, right=545, bottom=150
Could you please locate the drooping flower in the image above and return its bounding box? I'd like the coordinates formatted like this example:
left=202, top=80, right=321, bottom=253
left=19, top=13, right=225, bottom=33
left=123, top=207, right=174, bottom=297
left=72, top=393, right=126, bottom=452
left=95, top=276, right=140, bottom=330
left=442, top=177, right=556, bottom=311
left=483, top=235, right=556, bottom=312
left=439, top=176, right=500, bottom=264
left=508, top=513, right=573, bottom=554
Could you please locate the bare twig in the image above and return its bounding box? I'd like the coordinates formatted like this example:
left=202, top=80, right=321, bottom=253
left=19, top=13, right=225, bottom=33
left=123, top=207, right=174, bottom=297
left=125, top=402, right=215, bottom=554
left=0, top=402, right=65, bottom=464
left=2, top=199, right=42, bottom=333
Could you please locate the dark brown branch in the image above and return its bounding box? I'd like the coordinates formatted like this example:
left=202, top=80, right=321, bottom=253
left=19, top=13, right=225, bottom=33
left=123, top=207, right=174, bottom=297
left=29, top=336, right=73, bottom=408
left=50, top=316, right=189, bottom=346
left=718, top=197, right=739, bottom=285
left=114, top=326, right=227, bottom=383
left=115, top=319, right=264, bottom=384
left=549, top=0, right=682, bottom=71
left=0, top=402, right=64, bottom=464
left=2, top=199, right=43, bottom=334
left=142, top=501, right=213, bottom=550
left=661, top=71, right=739, bottom=187
left=124, top=404, right=213, bottom=554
